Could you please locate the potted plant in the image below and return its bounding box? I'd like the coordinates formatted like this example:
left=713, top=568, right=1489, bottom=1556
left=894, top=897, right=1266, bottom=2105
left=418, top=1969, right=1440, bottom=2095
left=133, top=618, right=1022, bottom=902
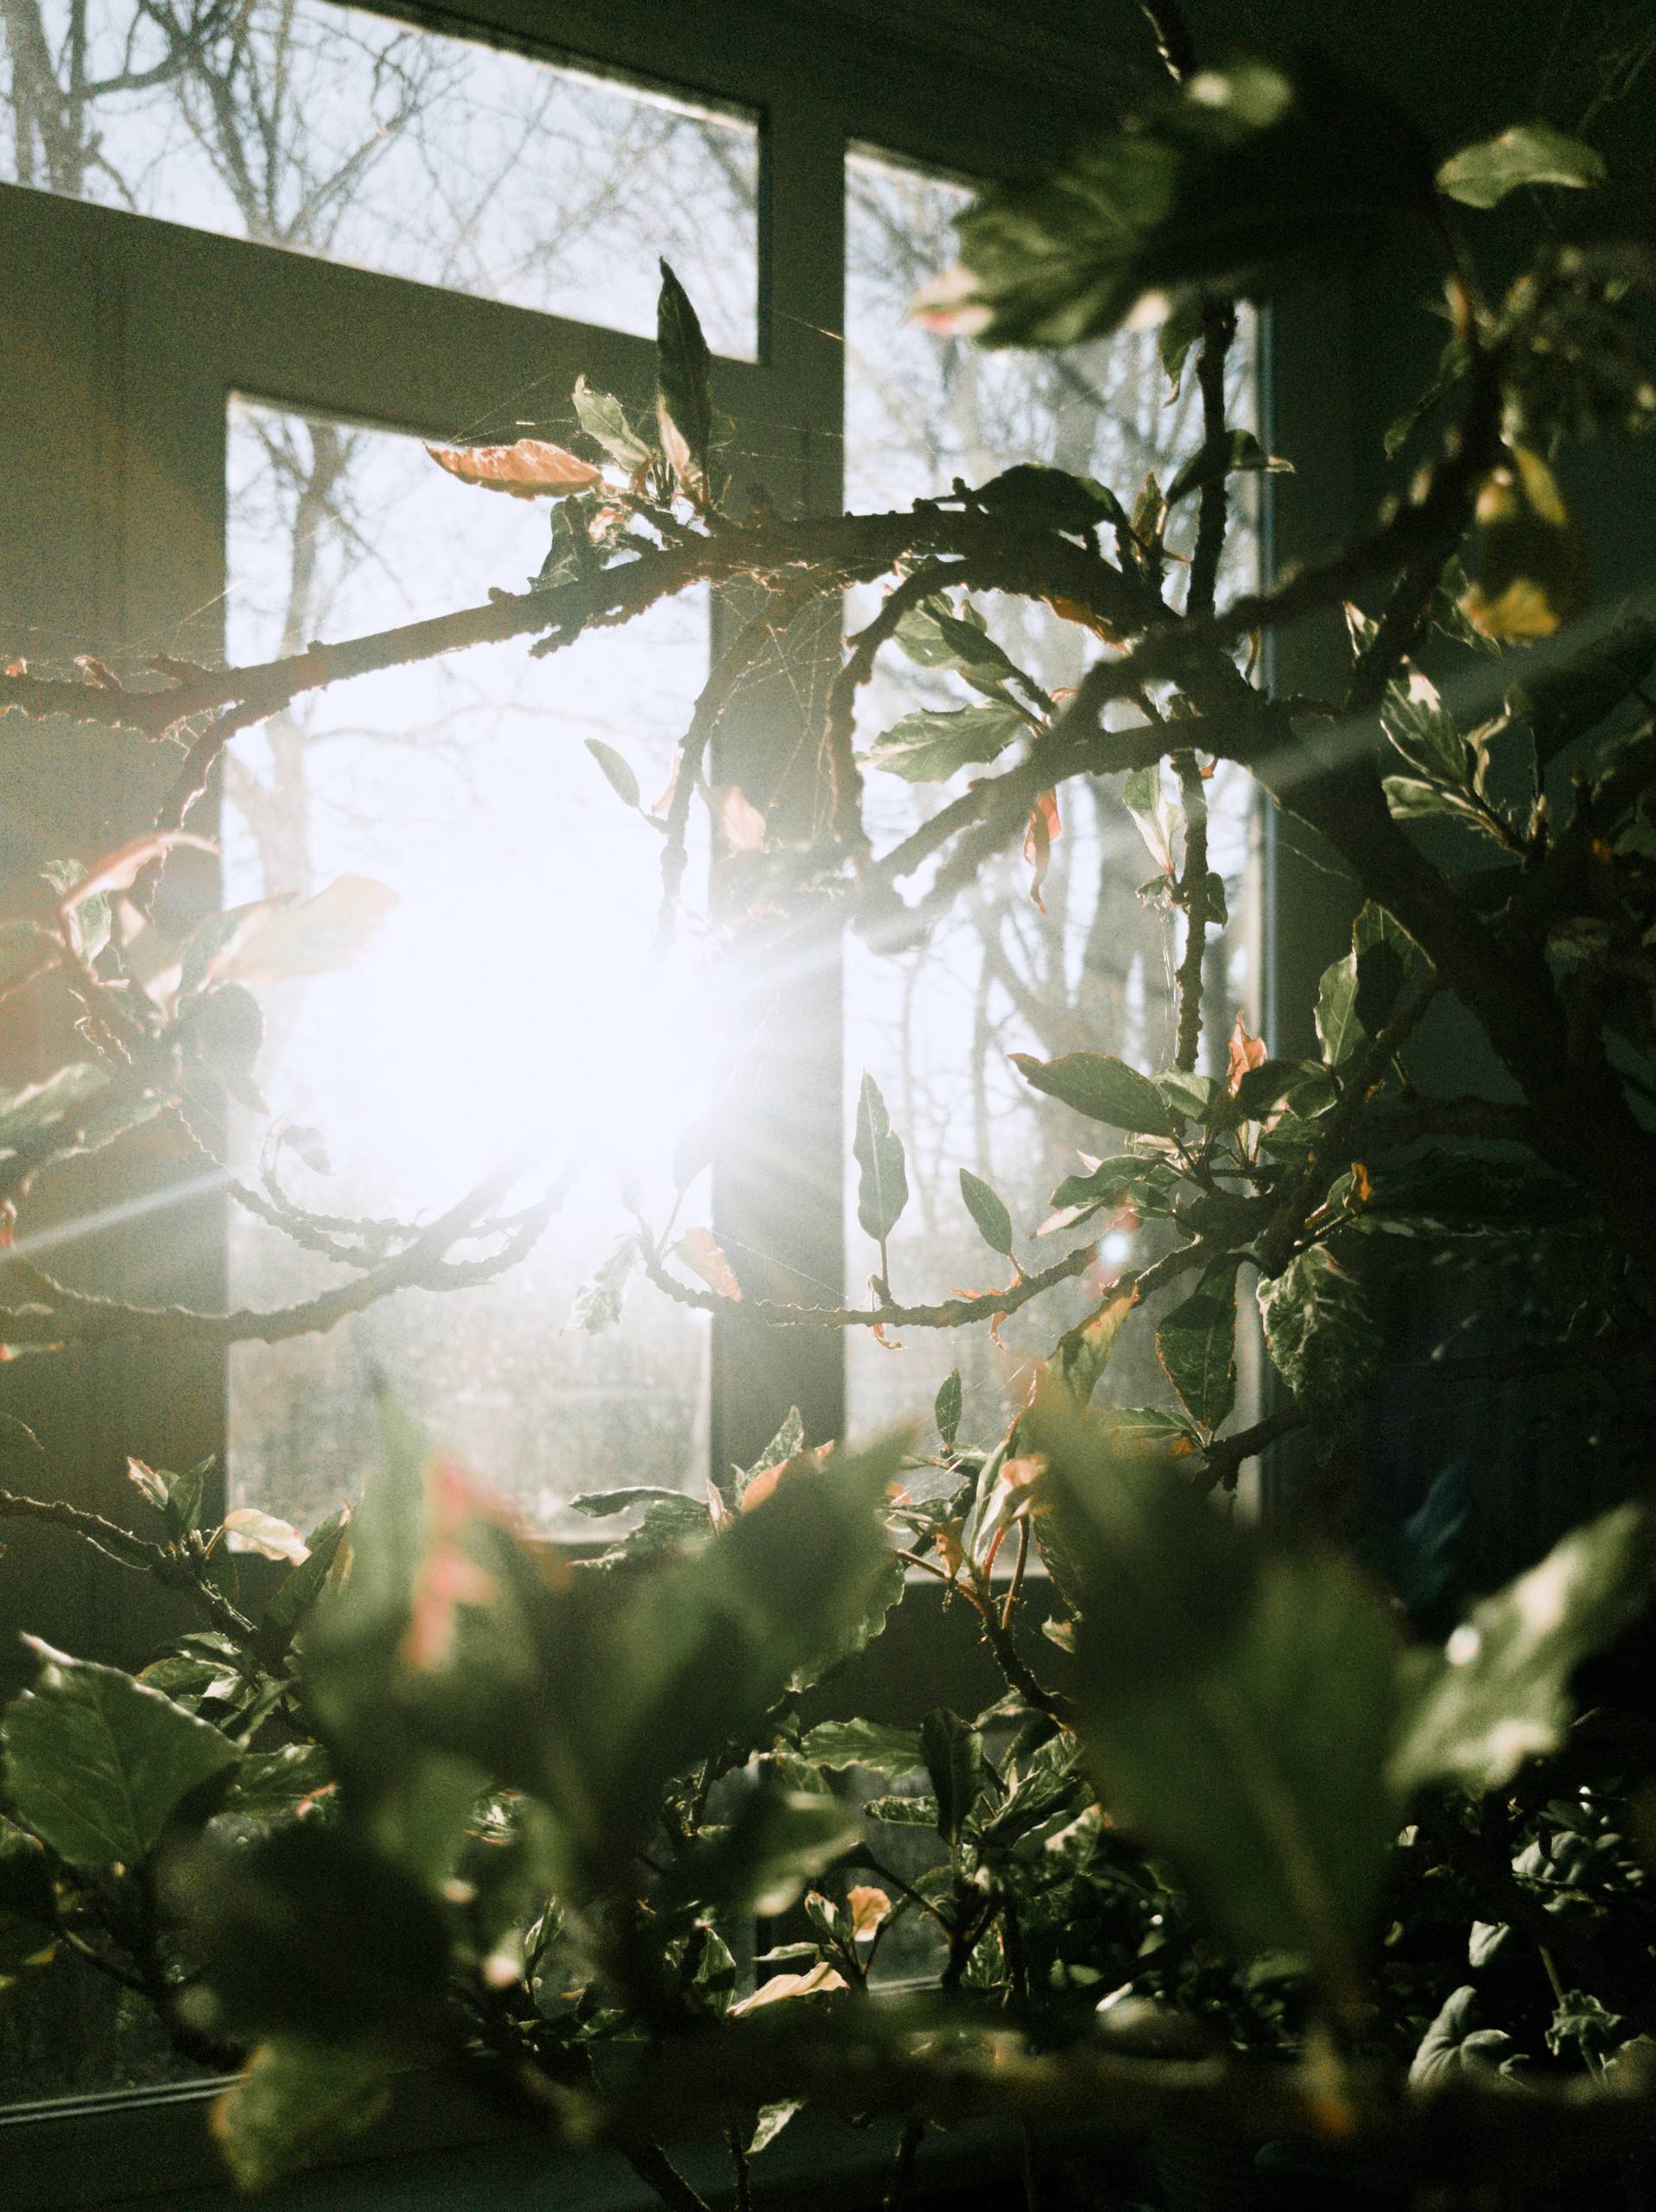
left=3, top=8, right=1656, bottom=2203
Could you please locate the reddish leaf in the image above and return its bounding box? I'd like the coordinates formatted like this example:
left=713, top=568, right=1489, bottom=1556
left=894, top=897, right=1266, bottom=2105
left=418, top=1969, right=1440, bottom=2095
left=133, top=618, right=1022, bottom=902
left=425, top=439, right=603, bottom=500
left=1226, top=1009, right=1268, bottom=1096
left=718, top=786, right=768, bottom=853
left=675, top=1226, right=743, bottom=1301
left=58, top=831, right=214, bottom=913
left=1025, top=789, right=1062, bottom=911
left=1045, top=594, right=1121, bottom=643
left=214, top=874, right=397, bottom=985
left=221, top=1509, right=309, bottom=1564
left=848, top=1885, right=892, bottom=1938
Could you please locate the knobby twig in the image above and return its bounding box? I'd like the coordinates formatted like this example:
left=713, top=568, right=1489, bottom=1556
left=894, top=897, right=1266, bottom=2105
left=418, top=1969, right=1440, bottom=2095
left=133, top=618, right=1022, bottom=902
left=1171, top=749, right=1211, bottom=1072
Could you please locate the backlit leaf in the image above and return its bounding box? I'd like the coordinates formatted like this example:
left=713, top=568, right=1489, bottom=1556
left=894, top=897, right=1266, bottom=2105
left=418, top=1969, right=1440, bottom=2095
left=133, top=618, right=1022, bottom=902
left=938, top=58, right=1431, bottom=348
left=674, top=1227, right=743, bottom=1301
left=221, top=1510, right=309, bottom=1565
left=1462, top=446, right=1591, bottom=639
left=853, top=1073, right=909, bottom=1243
left=583, top=739, right=641, bottom=810
left=959, top=1168, right=1015, bottom=1257
left=56, top=831, right=214, bottom=912
left=568, top=1235, right=640, bottom=1335
left=934, top=1369, right=963, bottom=1452
left=213, top=2036, right=397, bottom=2190
left=1011, top=1051, right=1177, bottom=1135
left=572, top=374, right=653, bottom=475
left=213, top=875, right=397, bottom=985
left=1437, top=123, right=1606, bottom=209
left=657, top=260, right=714, bottom=499
left=1389, top=1504, right=1656, bottom=1796
left=866, top=702, right=1025, bottom=783
left=796, top=1719, right=923, bottom=1777
left=425, top=438, right=602, bottom=498
left=1164, top=428, right=1292, bottom=507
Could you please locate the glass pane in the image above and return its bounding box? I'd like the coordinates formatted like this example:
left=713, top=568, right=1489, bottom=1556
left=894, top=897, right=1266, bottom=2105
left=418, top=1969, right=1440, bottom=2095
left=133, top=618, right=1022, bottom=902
left=0, top=4, right=758, bottom=356
left=843, top=150, right=1261, bottom=1445
left=224, top=399, right=714, bottom=1532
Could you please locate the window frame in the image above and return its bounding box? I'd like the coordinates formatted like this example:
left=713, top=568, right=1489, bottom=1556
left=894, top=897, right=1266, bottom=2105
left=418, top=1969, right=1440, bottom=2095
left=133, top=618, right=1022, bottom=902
left=0, top=0, right=1323, bottom=2190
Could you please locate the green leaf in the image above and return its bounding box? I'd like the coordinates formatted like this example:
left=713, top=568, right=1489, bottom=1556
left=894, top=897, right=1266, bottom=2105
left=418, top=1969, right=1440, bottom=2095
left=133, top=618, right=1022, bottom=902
left=1389, top=1504, right=1655, bottom=1796
left=0, top=1065, right=108, bottom=1162
left=945, top=57, right=1431, bottom=348
left=1164, top=429, right=1292, bottom=507
left=959, top=1168, right=1015, bottom=1257
left=1408, top=1987, right=1520, bottom=2084
left=1011, top=1051, right=1177, bottom=1136
left=920, top=1708, right=986, bottom=1847
left=656, top=259, right=714, bottom=498
left=1156, top=1261, right=1240, bottom=1431
left=1121, top=762, right=1179, bottom=874
left=1314, top=951, right=1360, bottom=1066
left=1031, top=1408, right=1258, bottom=1687
left=892, top=599, right=1049, bottom=712
left=570, top=1440, right=906, bottom=1878
left=1315, top=903, right=1424, bottom=1063
left=1382, top=775, right=1488, bottom=826
left=934, top=1370, right=963, bottom=1452
left=1092, top=1403, right=1203, bottom=1460
left=796, top=1719, right=922, bottom=1777
left=866, top=702, right=1025, bottom=783
left=1158, top=294, right=1206, bottom=394
left=263, top=1510, right=350, bottom=1649
left=568, top=1234, right=641, bottom=1335
left=748, top=2102, right=803, bottom=2158
left=863, top=1794, right=941, bottom=1827
left=3, top=1641, right=239, bottom=1865
left=181, top=1824, right=452, bottom=2040
left=1507, top=616, right=1656, bottom=767
left=587, top=1495, right=714, bottom=1568
left=1047, top=1154, right=1170, bottom=1217
left=1437, top=123, right=1606, bottom=210
left=213, top=2036, right=397, bottom=2191
left=1074, top=1543, right=1401, bottom=1999
left=726, top=1406, right=808, bottom=1510
left=223, top=1744, right=333, bottom=1821
left=583, top=738, right=641, bottom=810
left=1381, top=667, right=1469, bottom=785
left=671, top=1779, right=860, bottom=1916
left=569, top=1485, right=705, bottom=1519
left=572, top=374, right=653, bottom=475
left=974, top=464, right=1129, bottom=536
left=1431, top=555, right=1501, bottom=654
left=1257, top=1245, right=1382, bottom=1424
left=853, top=1073, right=909, bottom=1244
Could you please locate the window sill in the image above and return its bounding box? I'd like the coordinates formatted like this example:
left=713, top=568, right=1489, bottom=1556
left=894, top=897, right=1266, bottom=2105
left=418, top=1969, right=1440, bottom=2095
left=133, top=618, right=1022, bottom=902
left=2, top=2072, right=1024, bottom=2212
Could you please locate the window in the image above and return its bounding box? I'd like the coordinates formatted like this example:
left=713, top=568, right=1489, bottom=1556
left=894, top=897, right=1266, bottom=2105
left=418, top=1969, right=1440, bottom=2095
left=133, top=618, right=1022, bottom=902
left=841, top=151, right=1262, bottom=1441
left=222, top=400, right=714, bottom=1530
left=0, top=0, right=1275, bottom=2160
left=0, top=0, right=758, bottom=353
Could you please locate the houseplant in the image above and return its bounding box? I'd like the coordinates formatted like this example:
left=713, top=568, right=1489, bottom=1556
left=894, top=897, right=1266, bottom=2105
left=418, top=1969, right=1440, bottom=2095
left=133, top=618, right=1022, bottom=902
left=3, top=4, right=1656, bottom=2202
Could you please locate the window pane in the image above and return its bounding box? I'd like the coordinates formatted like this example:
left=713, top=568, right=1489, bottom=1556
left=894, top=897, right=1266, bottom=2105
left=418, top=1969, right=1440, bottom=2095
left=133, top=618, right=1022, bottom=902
left=224, top=399, right=714, bottom=1532
left=843, top=151, right=1261, bottom=1444
left=0, top=4, right=758, bottom=356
